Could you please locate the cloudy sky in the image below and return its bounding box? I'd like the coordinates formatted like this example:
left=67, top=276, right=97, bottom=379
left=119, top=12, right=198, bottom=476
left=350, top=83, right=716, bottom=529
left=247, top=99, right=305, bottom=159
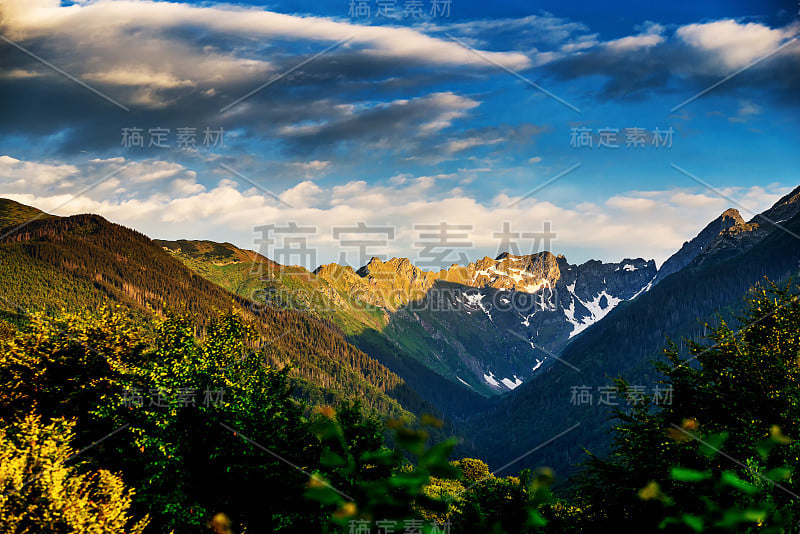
left=1, top=0, right=798, bottom=269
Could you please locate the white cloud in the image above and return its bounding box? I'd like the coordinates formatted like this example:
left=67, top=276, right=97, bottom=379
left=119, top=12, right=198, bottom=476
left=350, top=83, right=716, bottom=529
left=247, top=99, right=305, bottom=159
left=676, top=19, right=798, bottom=71
left=606, top=195, right=658, bottom=211
left=0, top=68, right=43, bottom=79
left=0, top=155, right=202, bottom=203
left=605, top=23, right=665, bottom=51
left=729, top=100, right=763, bottom=123
left=0, top=155, right=79, bottom=186
left=279, top=180, right=324, bottom=208
left=445, top=136, right=503, bottom=153
left=288, top=161, right=330, bottom=172
left=286, top=160, right=331, bottom=180
left=2, top=153, right=792, bottom=268
left=738, top=101, right=762, bottom=116
left=538, top=17, right=799, bottom=104
left=668, top=191, right=723, bottom=208
left=0, top=0, right=529, bottom=108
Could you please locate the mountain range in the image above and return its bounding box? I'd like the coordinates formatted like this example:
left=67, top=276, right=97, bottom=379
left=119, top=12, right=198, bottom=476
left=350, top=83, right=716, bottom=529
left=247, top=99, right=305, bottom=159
left=159, top=238, right=656, bottom=397
left=2, top=186, right=799, bottom=476
left=466, top=186, right=800, bottom=475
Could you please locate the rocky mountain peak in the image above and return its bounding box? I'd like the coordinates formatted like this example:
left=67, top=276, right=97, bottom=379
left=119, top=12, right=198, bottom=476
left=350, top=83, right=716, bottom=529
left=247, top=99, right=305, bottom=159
left=720, top=208, right=745, bottom=224
left=695, top=188, right=800, bottom=266
left=357, top=256, right=426, bottom=279
left=495, top=250, right=557, bottom=262
left=652, top=206, right=747, bottom=286
left=313, top=263, right=356, bottom=281
left=455, top=251, right=562, bottom=293
left=654, top=186, right=800, bottom=284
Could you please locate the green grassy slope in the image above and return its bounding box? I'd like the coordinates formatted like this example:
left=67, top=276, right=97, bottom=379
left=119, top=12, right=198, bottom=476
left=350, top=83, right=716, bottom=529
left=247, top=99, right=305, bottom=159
left=0, top=198, right=50, bottom=229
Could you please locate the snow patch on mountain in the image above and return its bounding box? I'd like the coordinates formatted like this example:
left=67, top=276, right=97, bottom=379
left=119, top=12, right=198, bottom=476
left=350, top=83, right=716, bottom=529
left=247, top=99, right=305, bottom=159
left=631, top=275, right=656, bottom=299
left=472, top=269, right=494, bottom=280
left=501, top=376, right=523, bottom=390
left=483, top=372, right=501, bottom=388
left=462, top=292, right=494, bottom=322
left=565, top=290, right=623, bottom=338
left=504, top=268, right=525, bottom=283
left=456, top=376, right=473, bottom=388
left=520, top=310, right=535, bottom=327
left=522, top=279, right=551, bottom=293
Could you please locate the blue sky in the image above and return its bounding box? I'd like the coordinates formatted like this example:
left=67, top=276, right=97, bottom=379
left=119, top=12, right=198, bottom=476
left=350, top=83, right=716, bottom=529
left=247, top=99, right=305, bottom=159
left=1, top=0, right=799, bottom=268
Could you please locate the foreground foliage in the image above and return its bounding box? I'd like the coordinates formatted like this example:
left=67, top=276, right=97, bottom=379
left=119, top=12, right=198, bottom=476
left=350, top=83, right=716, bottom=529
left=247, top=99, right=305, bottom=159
left=0, top=307, right=559, bottom=533
left=1, top=283, right=798, bottom=533
left=573, top=283, right=800, bottom=533
left=0, top=414, right=148, bottom=533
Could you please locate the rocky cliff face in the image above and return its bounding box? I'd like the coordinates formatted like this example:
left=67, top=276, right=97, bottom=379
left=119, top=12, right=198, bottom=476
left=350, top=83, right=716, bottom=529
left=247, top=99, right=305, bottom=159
left=556, top=256, right=656, bottom=337
left=316, top=252, right=653, bottom=311
left=311, top=250, right=657, bottom=394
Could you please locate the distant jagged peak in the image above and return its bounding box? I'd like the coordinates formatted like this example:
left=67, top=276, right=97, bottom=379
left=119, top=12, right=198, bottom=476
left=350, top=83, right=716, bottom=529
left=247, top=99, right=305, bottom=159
left=489, top=251, right=561, bottom=276
left=353, top=252, right=563, bottom=279
left=313, top=262, right=356, bottom=277
left=356, top=256, right=432, bottom=279
left=362, top=256, right=386, bottom=267
left=359, top=256, right=413, bottom=269
left=719, top=207, right=745, bottom=224
left=702, top=185, right=800, bottom=258
left=698, top=207, right=745, bottom=237
left=334, top=249, right=653, bottom=296
left=494, top=250, right=557, bottom=262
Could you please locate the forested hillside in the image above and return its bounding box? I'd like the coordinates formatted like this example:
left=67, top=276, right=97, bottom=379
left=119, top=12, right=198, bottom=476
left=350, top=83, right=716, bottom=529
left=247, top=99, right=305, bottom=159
left=0, top=209, right=443, bottom=425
